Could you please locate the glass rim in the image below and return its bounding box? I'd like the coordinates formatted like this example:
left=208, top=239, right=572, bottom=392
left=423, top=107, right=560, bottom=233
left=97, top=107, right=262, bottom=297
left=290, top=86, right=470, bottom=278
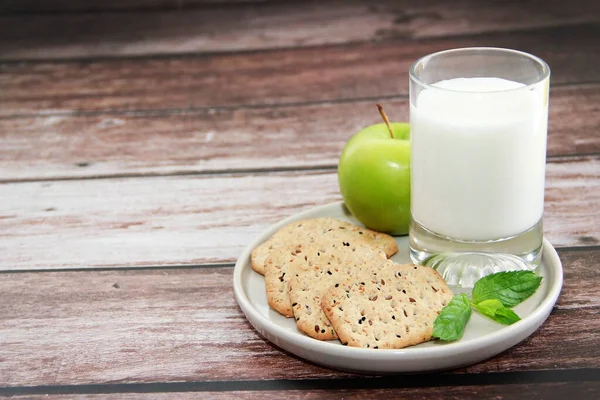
left=409, top=47, right=551, bottom=94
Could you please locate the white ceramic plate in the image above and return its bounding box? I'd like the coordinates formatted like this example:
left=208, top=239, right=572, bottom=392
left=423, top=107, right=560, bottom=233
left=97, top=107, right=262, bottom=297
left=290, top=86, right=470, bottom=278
left=233, top=202, right=563, bottom=373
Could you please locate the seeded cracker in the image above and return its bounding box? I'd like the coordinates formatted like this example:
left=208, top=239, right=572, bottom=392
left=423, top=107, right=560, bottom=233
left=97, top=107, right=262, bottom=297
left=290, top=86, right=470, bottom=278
left=251, top=217, right=398, bottom=275
left=287, top=244, right=388, bottom=340
left=321, top=264, right=453, bottom=349
left=265, top=240, right=387, bottom=319
left=264, top=248, right=300, bottom=317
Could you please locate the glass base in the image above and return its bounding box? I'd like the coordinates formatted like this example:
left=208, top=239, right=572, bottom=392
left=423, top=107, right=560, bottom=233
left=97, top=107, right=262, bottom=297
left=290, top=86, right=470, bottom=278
left=410, top=218, right=543, bottom=288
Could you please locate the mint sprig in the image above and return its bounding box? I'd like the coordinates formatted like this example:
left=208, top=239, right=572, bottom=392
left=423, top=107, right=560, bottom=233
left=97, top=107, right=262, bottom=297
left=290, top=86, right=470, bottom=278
left=432, top=271, right=542, bottom=341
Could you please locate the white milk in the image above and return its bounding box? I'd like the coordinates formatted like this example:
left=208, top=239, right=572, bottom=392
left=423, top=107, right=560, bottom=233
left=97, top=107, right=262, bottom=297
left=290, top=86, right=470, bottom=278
left=410, top=77, right=548, bottom=241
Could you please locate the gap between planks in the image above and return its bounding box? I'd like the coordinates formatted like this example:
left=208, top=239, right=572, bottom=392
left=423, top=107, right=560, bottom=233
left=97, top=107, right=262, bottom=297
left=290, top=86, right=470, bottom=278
left=3, top=153, right=600, bottom=185
left=0, top=241, right=598, bottom=275
left=1, top=369, right=600, bottom=396
left=0, top=262, right=236, bottom=274
left=0, top=80, right=596, bottom=121
left=0, top=93, right=408, bottom=121
left=0, top=165, right=340, bottom=185
left=4, top=383, right=600, bottom=399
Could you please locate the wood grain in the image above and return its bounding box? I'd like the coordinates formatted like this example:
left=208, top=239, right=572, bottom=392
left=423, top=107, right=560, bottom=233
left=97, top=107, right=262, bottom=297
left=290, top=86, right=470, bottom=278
left=0, top=157, right=598, bottom=271
left=0, top=248, right=598, bottom=387
left=1, top=24, right=599, bottom=117
left=7, top=382, right=600, bottom=399
left=0, top=84, right=598, bottom=181
left=1, top=0, right=599, bottom=60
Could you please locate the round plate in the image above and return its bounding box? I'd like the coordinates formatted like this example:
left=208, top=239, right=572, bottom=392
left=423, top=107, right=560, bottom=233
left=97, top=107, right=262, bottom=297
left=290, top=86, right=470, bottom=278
left=233, top=202, right=563, bottom=373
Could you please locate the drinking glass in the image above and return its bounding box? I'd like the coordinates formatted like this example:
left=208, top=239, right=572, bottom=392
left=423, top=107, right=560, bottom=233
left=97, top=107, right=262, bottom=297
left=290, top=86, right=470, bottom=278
left=408, top=47, right=550, bottom=287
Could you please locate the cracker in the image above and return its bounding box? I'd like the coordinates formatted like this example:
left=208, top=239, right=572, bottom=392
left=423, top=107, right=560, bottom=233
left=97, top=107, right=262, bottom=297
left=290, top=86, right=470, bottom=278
left=321, top=264, right=453, bottom=349
left=287, top=245, right=388, bottom=340
left=265, top=241, right=386, bottom=319
left=264, top=248, right=298, bottom=318
left=251, top=217, right=398, bottom=275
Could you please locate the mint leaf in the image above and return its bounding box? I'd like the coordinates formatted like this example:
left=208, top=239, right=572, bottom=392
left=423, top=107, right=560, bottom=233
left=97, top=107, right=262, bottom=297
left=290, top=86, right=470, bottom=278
left=473, top=299, right=521, bottom=325
left=472, top=271, right=542, bottom=308
left=432, top=294, right=472, bottom=341
left=494, top=307, right=521, bottom=325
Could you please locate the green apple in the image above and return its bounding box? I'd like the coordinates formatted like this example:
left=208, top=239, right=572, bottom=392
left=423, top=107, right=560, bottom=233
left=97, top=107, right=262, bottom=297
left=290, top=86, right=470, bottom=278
left=338, top=120, right=410, bottom=236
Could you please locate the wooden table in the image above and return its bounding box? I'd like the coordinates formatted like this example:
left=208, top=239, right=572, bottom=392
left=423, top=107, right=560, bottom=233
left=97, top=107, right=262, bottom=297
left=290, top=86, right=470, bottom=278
left=1, top=0, right=599, bottom=398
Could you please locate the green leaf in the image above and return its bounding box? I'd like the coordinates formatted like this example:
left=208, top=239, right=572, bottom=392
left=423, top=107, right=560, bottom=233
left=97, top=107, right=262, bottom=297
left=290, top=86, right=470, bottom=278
left=472, top=271, right=542, bottom=308
left=432, top=294, right=472, bottom=341
left=473, top=299, right=521, bottom=325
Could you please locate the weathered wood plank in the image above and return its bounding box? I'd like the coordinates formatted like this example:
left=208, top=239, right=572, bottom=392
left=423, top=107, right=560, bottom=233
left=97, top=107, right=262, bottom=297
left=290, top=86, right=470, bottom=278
left=0, top=0, right=276, bottom=14
left=8, top=382, right=600, bottom=399
left=1, top=24, right=599, bottom=117
left=0, top=157, right=597, bottom=271
left=0, top=84, right=598, bottom=181
left=1, top=0, right=599, bottom=60
left=0, top=249, right=598, bottom=387
left=0, top=267, right=353, bottom=387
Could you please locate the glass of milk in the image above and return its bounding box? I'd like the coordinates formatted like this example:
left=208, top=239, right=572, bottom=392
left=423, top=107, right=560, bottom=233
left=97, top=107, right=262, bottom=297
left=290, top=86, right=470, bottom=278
left=409, top=48, right=550, bottom=288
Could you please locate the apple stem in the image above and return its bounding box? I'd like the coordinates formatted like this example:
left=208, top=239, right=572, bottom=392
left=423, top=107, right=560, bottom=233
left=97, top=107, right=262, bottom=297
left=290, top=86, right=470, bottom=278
left=376, top=104, right=395, bottom=139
